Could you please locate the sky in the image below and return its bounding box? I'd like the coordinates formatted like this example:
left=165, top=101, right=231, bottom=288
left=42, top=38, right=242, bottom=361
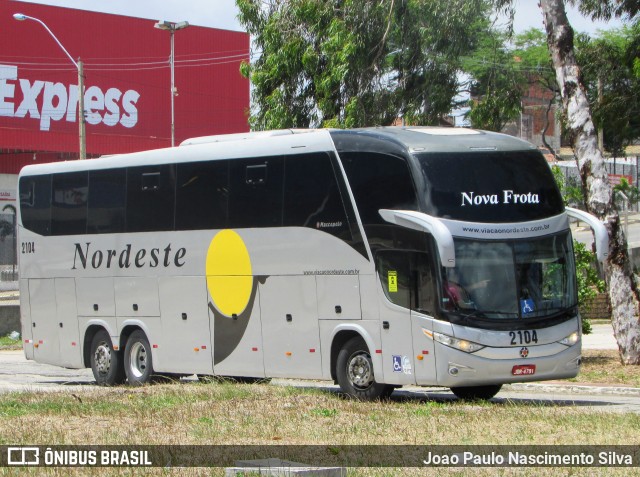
left=16, top=0, right=626, bottom=34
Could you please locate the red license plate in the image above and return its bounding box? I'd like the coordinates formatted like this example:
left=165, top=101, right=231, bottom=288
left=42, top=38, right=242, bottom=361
left=512, top=364, right=536, bottom=376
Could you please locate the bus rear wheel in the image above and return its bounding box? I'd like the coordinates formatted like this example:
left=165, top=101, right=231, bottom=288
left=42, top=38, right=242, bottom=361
left=124, top=330, right=154, bottom=386
left=336, top=336, right=394, bottom=401
left=450, top=384, right=502, bottom=400
left=90, top=329, right=125, bottom=386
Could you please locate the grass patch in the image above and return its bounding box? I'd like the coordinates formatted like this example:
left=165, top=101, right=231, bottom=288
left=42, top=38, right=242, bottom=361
left=1, top=381, right=639, bottom=447
left=0, top=380, right=639, bottom=475
left=566, top=349, right=640, bottom=387
left=0, top=334, right=21, bottom=350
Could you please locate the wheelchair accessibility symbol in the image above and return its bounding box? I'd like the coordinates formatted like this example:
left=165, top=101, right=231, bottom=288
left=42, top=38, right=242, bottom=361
left=392, top=355, right=402, bottom=373
left=520, top=298, right=535, bottom=314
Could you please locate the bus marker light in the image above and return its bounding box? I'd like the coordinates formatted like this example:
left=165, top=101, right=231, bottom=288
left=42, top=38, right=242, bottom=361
left=194, top=348, right=199, bottom=352
left=309, top=349, right=315, bottom=353
left=71, top=342, right=76, bottom=346
left=285, top=352, right=292, bottom=356
left=375, top=350, right=382, bottom=354
left=422, top=350, right=429, bottom=355
left=39, top=340, right=43, bottom=344
left=201, top=345, right=207, bottom=350
left=252, top=347, right=258, bottom=352
left=417, top=355, right=423, bottom=361
left=153, top=344, right=158, bottom=349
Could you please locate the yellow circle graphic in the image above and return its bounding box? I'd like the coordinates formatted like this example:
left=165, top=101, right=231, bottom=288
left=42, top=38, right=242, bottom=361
left=206, top=230, right=253, bottom=317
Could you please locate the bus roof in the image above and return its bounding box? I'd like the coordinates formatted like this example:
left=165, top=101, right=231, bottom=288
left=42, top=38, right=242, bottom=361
left=18, top=127, right=538, bottom=177
left=329, top=127, right=538, bottom=154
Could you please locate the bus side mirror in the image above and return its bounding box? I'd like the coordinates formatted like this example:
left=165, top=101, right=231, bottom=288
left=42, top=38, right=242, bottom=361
left=565, top=207, right=609, bottom=262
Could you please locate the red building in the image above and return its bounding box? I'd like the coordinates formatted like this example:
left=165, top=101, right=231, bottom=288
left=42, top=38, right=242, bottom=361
left=0, top=0, right=250, bottom=200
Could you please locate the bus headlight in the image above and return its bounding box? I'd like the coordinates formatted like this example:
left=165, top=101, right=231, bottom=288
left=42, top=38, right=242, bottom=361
left=432, top=331, right=485, bottom=353
left=558, top=332, right=580, bottom=346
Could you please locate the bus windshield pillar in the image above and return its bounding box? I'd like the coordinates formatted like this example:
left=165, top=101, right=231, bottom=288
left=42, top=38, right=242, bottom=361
left=379, top=209, right=455, bottom=267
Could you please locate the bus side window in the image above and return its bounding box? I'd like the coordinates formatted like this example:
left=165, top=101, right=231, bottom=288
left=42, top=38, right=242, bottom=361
left=412, top=252, right=434, bottom=315
left=51, top=172, right=88, bottom=236
left=376, top=251, right=434, bottom=313
left=87, top=169, right=126, bottom=234
left=341, top=152, right=418, bottom=226
left=126, top=165, right=176, bottom=232
left=19, top=175, right=52, bottom=236
left=176, top=160, right=229, bottom=230
left=229, top=157, right=283, bottom=228
left=283, top=152, right=351, bottom=239
left=376, top=251, right=411, bottom=309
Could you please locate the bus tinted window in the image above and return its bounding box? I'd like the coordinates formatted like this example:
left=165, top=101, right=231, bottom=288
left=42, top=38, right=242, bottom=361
left=51, top=172, right=88, bottom=236
left=176, top=160, right=229, bottom=230
left=341, top=152, right=418, bottom=225
left=126, top=165, right=176, bottom=232
left=229, top=157, right=283, bottom=228
left=284, top=153, right=350, bottom=238
left=88, top=169, right=126, bottom=234
left=19, top=175, right=52, bottom=236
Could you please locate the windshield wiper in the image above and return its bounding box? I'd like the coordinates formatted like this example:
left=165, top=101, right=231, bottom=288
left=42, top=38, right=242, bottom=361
left=462, top=309, right=518, bottom=319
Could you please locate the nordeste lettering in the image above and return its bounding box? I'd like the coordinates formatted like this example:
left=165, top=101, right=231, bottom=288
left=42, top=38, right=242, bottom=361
left=72, top=242, right=186, bottom=270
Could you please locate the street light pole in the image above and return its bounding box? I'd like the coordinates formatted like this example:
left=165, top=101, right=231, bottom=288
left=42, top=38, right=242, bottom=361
left=13, top=13, right=86, bottom=159
left=154, top=20, right=190, bottom=147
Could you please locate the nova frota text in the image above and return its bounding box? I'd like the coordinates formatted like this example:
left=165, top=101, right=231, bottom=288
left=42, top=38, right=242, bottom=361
left=461, top=190, right=540, bottom=206
left=72, top=243, right=186, bottom=270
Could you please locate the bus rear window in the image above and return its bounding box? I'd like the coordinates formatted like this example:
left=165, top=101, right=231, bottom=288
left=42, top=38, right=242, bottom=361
left=19, top=175, right=52, bottom=236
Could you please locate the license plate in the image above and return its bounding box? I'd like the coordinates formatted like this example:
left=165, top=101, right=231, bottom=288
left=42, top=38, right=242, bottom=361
left=512, top=364, right=536, bottom=376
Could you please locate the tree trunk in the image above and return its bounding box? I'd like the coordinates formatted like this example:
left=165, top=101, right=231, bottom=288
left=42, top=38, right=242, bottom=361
left=540, top=0, right=640, bottom=364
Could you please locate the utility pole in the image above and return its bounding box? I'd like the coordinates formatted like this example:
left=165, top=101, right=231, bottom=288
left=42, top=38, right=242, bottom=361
left=78, top=59, right=86, bottom=159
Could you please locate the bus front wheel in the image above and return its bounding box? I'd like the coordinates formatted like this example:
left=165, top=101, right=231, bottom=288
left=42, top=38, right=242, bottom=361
left=90, top=329, right=125, bottom=386
left=450, top=384, right=502, bottom=400
left=336, top=336, right=394, bottom=401
left=124, top=330, right=154, bottom=386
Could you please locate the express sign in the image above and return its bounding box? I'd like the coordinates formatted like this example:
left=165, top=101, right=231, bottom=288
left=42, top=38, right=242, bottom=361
left=0, top=64, right=140, bottom=131
left=0, top=2, right=250, bottom=156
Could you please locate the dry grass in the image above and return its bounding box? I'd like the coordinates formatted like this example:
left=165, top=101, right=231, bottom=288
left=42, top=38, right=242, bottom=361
left=0, top=381, right=639, bottom=476
left=567, top=350, right=640, bottom=387
left=0, top=382, right=639, bottom=446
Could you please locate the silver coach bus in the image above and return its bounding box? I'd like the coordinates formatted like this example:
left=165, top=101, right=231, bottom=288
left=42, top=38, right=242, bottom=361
left=17, top=127, right=607, bottom=400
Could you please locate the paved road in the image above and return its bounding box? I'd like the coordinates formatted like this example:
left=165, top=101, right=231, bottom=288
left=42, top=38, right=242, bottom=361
left=1, top=324, right=639, bottom=412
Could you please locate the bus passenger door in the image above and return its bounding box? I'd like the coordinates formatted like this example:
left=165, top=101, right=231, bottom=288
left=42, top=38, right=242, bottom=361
left=377, top=251, right=438, bottom=386
left=409, top=253, right=438, bottom=386
left=376, top=252, right=417, bottom=385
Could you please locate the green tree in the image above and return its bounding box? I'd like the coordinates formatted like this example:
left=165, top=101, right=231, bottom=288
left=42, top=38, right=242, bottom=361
left=553, top=165, right=604, bottom=333
left=237, top=0, right=489, bottom=130
left=462, top=27, right=524, bottom=131
left=490, top=0, right=640, bottom=364
left=576, top=25, right=640, bottom=156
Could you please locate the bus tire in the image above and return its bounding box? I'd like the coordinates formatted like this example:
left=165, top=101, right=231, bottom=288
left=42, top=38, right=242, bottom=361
left=90, top=329, right=125, bottom=386
left=124, top=330, right=154, bottom=386
left=450, top=384, right=502, bottom=400
left=336, top=336, right=394, bottom=401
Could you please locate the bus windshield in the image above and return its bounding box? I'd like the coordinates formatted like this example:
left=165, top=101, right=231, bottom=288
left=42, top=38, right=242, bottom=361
left=441, top=232, right=576, bottom=320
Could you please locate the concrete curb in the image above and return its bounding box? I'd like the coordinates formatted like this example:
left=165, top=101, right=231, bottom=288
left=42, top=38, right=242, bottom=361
left=506, top=382, right=640, bottom=397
